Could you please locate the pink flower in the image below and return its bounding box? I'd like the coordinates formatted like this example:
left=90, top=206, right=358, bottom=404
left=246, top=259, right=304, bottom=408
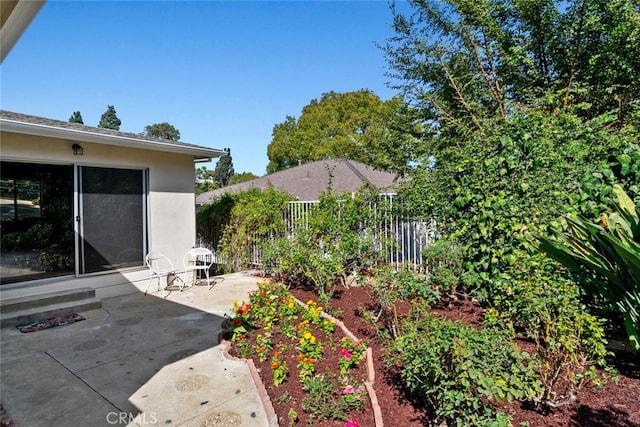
left=345, top=420, right=359, bottom=427
left=340, top=348, right=352, bottom=360
left=341, top=376, right=349, bottom=385
left=341, top=385, right=355, bottom=395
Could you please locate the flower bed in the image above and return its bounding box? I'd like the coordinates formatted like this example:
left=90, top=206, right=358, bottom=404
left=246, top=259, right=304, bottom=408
left=225, top=280, right=375, bottom=427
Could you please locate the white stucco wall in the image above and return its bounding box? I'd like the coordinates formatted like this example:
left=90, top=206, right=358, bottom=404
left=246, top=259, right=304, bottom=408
left=1, top=131, right=200, bottom=298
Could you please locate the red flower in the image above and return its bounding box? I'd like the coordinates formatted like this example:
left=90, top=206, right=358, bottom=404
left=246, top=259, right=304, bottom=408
left=340, top=348, right=352, bottom=360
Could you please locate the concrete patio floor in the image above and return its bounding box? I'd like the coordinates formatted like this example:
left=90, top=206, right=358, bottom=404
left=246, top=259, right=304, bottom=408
left=0, top=271, right=275, bottom=427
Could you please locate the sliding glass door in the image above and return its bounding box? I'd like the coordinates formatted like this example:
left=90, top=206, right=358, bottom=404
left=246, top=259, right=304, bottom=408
left=1, top=161, right=148, bottom=284
left=77, top=166, right=147, bottom=274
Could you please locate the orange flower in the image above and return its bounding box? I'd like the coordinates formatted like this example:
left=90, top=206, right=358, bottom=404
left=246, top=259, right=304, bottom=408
left=297, top=354, right=305, bottom=361
left=271, top=361, right=280, bottom=369
left=274, top=350, right=281, bottom=357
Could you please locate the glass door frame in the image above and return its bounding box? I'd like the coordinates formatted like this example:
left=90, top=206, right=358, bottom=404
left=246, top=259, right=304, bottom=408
left=73, top=164, right=149, bottom=277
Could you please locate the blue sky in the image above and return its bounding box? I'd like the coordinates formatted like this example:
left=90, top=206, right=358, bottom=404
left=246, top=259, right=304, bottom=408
left=1, top=0, right=407, bottom=176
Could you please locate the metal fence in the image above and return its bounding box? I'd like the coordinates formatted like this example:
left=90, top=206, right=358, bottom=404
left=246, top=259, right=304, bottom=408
left=197, top=194, right=437, bottom=271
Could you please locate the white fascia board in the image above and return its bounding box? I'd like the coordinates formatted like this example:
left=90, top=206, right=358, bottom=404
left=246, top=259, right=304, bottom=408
left=0, top=118, right=225, bottom=161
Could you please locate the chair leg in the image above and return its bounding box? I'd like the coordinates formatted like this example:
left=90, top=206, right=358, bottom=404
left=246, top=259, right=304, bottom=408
left=182, top=271, right=191, bottom=289
left=144, top=275, right=153, bottom=296
left=145, top=273, right=162, bottom=296
left=206, top=270, right=212, bottom=290
left=174, top=272, right=186, bottom=291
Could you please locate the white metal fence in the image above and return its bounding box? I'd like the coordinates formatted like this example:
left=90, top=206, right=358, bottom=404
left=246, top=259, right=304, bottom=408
left=197, top=194, right=437, bottom=271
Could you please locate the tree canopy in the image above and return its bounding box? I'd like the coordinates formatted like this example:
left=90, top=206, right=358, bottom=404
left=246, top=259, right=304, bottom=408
left=98, top=105, right=121, bottom=130
left=144, top=122, right=181, bottom=141
left=266, top=89, right=419, bottom=174
left=69, top=111, right=84, bottom=124
left=229, top=172, right=258, bottom=185
left=383, top=0, right=640, bottom=137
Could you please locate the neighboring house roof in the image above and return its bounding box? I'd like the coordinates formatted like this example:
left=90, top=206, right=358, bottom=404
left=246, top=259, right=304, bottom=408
left=197, top=159, right=401, bottom=204
left=0, top=110, right=224, bottom=161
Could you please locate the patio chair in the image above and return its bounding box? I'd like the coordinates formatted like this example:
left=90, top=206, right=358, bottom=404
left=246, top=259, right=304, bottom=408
left=145, top=252, right=185, bottom=298
left=183, top=247, right=214, bottom=290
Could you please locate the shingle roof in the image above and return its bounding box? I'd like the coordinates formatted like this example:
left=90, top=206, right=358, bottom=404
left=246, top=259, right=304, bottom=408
left=196, top=159, right=402, bottom=204
left=0, top=110, right=223, bottom=158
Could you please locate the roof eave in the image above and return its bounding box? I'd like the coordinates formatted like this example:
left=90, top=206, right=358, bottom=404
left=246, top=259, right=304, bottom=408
left=0, top=118, right=225, bottom=161
left=1, top=0, right=46, bottom=64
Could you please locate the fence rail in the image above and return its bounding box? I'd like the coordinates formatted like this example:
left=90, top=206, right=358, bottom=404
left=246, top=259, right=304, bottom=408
left=197, top=194, right=437, bottom=271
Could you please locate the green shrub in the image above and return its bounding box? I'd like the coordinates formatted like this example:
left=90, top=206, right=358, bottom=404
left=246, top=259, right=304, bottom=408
left=488, top=252, right=614, bottom=405
left=263, top=187, right=392, bottom=299
left=390, top=310, right=541, bottom=426
left=198, top=187, right=295, bottom=272
left=367, top=266, right=439, bottom=338
left=421, top=238, right=467, bottom=298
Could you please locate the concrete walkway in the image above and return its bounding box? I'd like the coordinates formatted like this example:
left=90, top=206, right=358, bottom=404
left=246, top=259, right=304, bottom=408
left=0, top=271, right=273, bottom=427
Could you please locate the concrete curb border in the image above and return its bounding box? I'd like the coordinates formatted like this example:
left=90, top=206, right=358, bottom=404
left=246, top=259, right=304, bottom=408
left=219, top=327, right=279, bottom=426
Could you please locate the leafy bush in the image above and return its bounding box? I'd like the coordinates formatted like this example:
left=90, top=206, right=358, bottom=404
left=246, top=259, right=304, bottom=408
left=197, top=187, right=295, bottom=272
left=421, top=238, right=467, bottom=299
left=263, top=187, right=392, bottom=299
left=367, top=266, right=439, bottom=338
left=570, top=143, right=640, bottom=219
left=488, top=252, right=614, bottom=405
left=399, top=110, right=635, bottom=299
left=390, top=310, right=541, bottom=426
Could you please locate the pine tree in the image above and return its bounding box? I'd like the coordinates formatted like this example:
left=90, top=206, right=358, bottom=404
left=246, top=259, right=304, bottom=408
left=98, top=105, right=121, bottom=130
left=69, top=111, right=84, bottom=124
left=213, top=148, right=234, bottom=187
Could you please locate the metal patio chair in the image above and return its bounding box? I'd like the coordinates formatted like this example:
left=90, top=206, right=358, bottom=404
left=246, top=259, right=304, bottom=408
left=145, top=252, right=185, bottom=298
left=183, top=247, right=214, bottom=290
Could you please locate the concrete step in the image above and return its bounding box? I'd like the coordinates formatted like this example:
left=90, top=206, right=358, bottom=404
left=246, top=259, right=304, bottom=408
left=0, top=288, right=102, bottom=328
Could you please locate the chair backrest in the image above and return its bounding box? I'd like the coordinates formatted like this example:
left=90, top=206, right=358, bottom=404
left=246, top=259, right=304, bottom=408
left=183, top=248, right=214, bottom=269
left=146, top=252, right=175, bottom=274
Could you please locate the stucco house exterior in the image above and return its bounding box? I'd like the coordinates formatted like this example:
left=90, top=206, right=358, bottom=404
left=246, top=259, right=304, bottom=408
left=1, top=110, right=224, bottom=299
left=0, top=0, right=225, bottom=314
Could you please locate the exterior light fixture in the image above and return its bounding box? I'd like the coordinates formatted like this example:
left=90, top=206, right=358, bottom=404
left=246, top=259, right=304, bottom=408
left=72, top=143, right=83, bottom=155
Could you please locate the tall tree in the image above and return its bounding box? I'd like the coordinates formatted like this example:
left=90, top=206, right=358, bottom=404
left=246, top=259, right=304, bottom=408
left=382, top=0, right=640, bottom=286
left=69, top=111, right=84, bottom=124
left=98, top=105, right=121, bottom=130
left=213, top=148, right=235, bottom=187
left=144, top=122, right=181, bottom=141
left=382, top=0, right=640, bottom=135
left=266, top=90, right=418, bottom=174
